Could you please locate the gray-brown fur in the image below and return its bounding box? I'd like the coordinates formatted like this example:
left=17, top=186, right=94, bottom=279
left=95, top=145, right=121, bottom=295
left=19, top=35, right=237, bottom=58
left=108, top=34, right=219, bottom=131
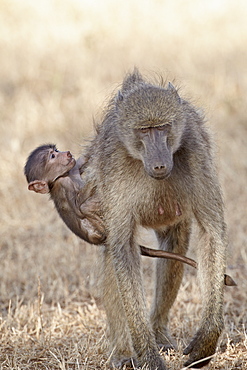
left=24, top=144, right=106, bottom=245
left=82, top=69, right=227, bottom=369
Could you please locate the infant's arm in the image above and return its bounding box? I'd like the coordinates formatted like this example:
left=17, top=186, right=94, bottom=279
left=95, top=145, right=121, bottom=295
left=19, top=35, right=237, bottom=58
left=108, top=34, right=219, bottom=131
left=69, top=154, right=89, bottom=178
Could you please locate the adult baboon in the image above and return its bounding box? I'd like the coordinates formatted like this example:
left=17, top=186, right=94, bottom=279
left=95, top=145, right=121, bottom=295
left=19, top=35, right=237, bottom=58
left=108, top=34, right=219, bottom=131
left=81, top=69, right=228, bottom=369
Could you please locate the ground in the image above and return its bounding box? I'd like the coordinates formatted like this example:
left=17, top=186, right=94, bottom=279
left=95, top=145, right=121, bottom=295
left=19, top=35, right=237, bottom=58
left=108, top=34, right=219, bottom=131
left=0, top=0, right=246, bottom=369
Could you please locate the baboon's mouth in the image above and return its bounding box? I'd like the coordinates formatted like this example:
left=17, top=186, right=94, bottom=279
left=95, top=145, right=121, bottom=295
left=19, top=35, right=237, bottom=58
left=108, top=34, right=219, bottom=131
left=148, top=169, right=172, bottom=180
left=153, top=173, right=171, bottom=180
left=65, top=157, right=75, bottom=166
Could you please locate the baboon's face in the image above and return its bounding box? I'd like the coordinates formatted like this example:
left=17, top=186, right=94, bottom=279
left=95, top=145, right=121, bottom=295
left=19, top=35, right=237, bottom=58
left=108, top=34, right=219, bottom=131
left=25, top=144, right=76, bottom=184
left=135, top=124, right=173, bottom=179
left=44, top=146, right=76, bottom=183
left=116, top=85, right=185, bottom=180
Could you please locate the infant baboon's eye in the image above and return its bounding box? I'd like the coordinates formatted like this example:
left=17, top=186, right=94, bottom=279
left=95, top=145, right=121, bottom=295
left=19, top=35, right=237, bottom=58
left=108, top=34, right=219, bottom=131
left=51, top=153, right=55, bottom=159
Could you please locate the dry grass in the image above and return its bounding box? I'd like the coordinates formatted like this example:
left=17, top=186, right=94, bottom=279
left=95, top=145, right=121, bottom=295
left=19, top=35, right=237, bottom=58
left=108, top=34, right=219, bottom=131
left=0, top=0, right=246, bottom=368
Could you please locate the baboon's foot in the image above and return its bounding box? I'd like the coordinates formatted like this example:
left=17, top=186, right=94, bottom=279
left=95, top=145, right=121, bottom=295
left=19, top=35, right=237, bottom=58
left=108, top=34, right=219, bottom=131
left=110, top=356, right=137, bottom=369
left=183, top=326, right=221, bottom=368
left=139, top=350, right=167, bottom=370
left=154, top=328, right=177, bottom=352
left=111, top=351, right=166, bottom=370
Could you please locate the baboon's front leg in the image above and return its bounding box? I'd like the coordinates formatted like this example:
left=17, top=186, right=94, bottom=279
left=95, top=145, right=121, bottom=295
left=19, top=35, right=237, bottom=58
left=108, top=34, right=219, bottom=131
left=183, top=229, right=226, bottom=368
left=150, top=220, right=191, bottom=350
left=106, top=218, right=166, bottom=370
left=183, top=185, right=227, bottom=368
left=99, top=247, right=134, bottom=368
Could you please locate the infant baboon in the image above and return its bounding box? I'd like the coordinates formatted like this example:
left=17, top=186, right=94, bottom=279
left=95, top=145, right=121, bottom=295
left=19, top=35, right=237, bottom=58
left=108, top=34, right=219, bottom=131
left=79, top=69, right=229, bottom=369
left=24, top=144, right=106, bottom=245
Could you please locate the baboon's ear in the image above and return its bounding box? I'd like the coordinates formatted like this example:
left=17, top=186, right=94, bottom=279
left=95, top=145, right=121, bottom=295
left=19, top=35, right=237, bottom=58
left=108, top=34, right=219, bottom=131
left=167, top=82, right=177, bottom=91
left=28, top=180, right=49, bottom=194
left=116, top=90, right=124, bottom=104
left=168, top=82, right=181, bottom=103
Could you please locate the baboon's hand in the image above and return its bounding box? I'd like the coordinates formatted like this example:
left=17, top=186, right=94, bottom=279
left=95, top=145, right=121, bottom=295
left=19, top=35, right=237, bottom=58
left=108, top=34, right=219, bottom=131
left=76, top=154, right=89, bottom=174
left=183, top=326, right=221, bottom=368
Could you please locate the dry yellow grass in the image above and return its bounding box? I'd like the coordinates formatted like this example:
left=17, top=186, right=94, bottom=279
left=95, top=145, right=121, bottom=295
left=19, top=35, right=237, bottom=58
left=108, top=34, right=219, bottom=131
left=0, top=0, right=246, bottom=368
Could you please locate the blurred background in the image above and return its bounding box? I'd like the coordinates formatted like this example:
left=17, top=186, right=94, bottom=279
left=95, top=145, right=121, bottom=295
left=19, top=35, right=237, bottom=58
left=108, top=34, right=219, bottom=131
left=0, top=0, right=246, bottom=368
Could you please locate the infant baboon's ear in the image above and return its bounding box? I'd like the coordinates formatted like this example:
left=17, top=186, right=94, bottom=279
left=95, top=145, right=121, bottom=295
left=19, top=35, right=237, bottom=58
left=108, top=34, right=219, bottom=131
left=28, top=180, right=49, bottom=194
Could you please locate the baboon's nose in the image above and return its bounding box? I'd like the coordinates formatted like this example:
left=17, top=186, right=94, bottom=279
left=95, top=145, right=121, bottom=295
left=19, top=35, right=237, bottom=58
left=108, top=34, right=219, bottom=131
left=154, top=165, right=166, bottom=171
left=153, top=164, right=167, bottom=175
left=150, top=163, right=171, bottom=179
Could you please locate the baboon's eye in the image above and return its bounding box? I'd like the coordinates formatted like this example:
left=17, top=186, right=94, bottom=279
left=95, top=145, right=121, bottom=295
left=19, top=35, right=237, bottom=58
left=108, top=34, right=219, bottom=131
left=157, top=123, right=172, bottom=130
left=156, top=125, right=166, bottom=130
left=140, top=127, right=150, bottom=134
